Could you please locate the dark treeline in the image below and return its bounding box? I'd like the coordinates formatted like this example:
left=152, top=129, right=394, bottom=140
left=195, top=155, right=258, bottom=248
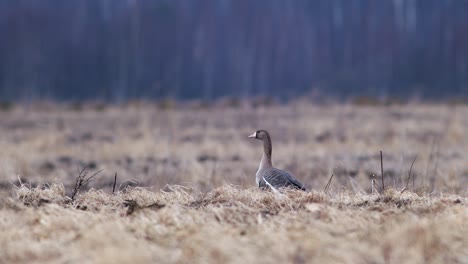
left=1, top=0, right=467, bottom=101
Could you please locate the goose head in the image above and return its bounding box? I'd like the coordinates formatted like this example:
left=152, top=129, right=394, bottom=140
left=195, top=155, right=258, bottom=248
left=248, top=130, right=269, bottom=140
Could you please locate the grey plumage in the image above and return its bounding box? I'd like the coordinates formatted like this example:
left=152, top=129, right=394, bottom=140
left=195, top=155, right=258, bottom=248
left=258, top=168, right=306, bottom=191
left=249, top=130, right=306, bottom=191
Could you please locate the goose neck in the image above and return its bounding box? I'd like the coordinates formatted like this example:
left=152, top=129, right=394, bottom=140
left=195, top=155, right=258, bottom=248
left=261, top=137, right=273, bottom=167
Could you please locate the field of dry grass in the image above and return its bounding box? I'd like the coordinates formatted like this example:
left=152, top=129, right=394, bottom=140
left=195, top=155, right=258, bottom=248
left=0, top=101, right=467, bottom=263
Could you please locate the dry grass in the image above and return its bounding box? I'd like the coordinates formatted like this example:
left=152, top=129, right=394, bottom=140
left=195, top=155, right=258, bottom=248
left=0, top=101, right=467, bottom=263
left=2, top=184, right=467, bottom=263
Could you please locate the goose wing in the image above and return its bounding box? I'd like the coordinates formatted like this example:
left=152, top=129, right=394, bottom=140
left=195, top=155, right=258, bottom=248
left=259, top=168, right=306, bottom=191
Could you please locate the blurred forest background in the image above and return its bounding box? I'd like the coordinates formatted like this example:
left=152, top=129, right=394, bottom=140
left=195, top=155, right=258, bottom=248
left=0, top=0, right=467, bottom=101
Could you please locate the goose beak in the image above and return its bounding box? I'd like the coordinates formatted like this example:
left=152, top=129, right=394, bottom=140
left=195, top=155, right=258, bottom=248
left=248, top=132, right=257, bottom=139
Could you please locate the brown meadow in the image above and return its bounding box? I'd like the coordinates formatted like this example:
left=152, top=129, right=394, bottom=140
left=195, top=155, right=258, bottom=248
left=0, top=101, right=467, bottom=263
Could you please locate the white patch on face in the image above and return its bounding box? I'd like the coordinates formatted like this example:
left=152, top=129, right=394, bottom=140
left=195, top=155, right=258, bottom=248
left=248, top=131, right=257, bottom=138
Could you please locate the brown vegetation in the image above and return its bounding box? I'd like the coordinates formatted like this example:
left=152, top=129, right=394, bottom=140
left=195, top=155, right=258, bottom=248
left=0, top=102, right=467, bottom=263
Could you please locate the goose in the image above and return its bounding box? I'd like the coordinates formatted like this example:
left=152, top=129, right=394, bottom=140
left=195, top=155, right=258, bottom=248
left=249, top=130, right=306, bottom=191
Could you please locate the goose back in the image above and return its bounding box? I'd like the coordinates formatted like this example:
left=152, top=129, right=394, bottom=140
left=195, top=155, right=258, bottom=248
left=257, top=167, right=306, bottom=191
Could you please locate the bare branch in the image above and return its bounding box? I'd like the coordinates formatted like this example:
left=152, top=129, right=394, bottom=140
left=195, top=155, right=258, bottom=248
left=70, top=167, right=103, bottom=202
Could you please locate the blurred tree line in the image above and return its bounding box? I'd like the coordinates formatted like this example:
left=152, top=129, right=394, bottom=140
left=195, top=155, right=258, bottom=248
left=0, top=0, right=467, bottom=101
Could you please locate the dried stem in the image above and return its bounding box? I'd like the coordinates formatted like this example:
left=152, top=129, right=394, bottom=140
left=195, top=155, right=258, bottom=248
left=112, top=172, right=118, bottom=193
left=371, top=179, right=378, bottom=194
left=404, top=155, right=418, bottom=191
left=324, top=170, right=334, bottom=193
left=380, top=151, right=385, bottom=191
